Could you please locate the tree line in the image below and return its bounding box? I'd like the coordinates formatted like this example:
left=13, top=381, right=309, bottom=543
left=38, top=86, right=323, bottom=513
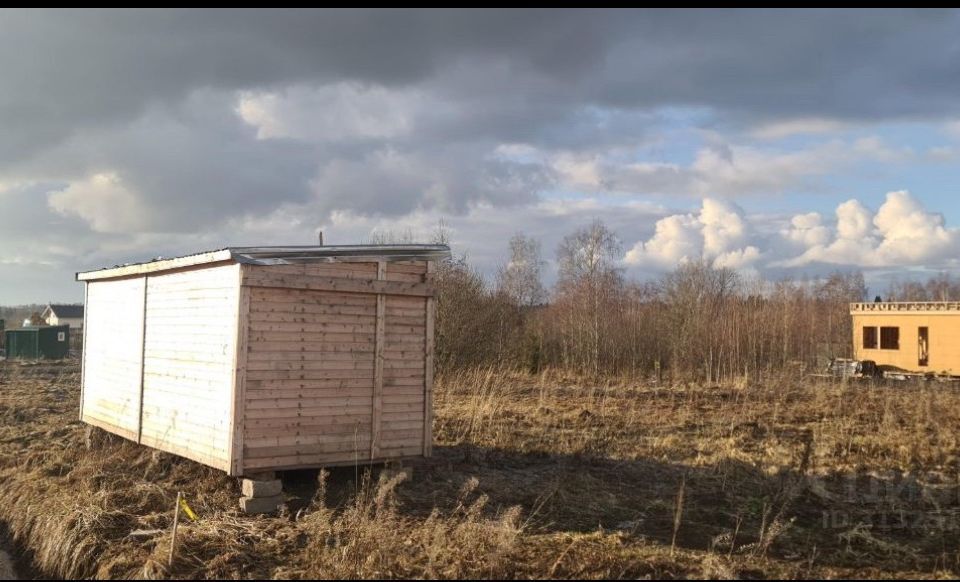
left=422, top=220, right=889, bottom=382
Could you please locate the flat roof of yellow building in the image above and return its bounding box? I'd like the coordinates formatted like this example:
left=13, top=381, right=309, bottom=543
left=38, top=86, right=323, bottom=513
left=851, top=301, right=960, bottom=314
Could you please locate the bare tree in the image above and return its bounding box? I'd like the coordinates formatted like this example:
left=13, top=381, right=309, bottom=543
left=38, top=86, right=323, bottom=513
left=365, top=219, right=452, bottom=247
left=556, top=219, right=623, bottom=288
left=925, top=272, right=952, bottom=301
left=554, top=220, right=624, bottom=375
left=496, top=233, right=546, bottom=307
left=367, top=228, right=419, bottom=245
left=659, top=260, right=741, bottom=381
left=431, top=219, right=452, bottom=247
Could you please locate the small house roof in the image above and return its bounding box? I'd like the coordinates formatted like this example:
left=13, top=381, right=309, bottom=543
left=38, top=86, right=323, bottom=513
left=76, top=245, right=451, bottom=282
left=43, top=304, right=85, bottom=318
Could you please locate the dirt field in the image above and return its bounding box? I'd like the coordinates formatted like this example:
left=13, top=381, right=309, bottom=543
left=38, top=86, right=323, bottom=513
left=2, top=361, right=960, bottom=578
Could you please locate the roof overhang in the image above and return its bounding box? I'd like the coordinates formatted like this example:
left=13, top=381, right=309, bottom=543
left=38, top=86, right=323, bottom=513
left=76, top=245, right=451, bottom=282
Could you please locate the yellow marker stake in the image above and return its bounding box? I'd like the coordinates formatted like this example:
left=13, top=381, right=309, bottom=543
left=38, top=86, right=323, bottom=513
left=179, top=496, right=198, bottom=522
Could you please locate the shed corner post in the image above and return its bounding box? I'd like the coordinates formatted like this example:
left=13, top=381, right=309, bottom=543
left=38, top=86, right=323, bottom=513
left=229, top=264, right=252, bottom=477
left=79, top=281, right=90, bottom=422
left=135, top=276, right=149, bottom=445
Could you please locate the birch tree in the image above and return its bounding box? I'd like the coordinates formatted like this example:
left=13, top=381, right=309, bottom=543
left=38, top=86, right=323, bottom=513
left=496, top=233, right=546, bottom=307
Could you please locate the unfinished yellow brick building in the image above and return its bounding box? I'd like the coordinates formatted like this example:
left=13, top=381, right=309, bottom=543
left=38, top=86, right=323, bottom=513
left=850, top=301, right=960, bottom=376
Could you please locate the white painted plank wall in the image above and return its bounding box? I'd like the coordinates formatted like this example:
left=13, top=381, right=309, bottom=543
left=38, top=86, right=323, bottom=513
left=139, top=264, right=240, bottom=471
left=81, top=277, right=146, bottom=441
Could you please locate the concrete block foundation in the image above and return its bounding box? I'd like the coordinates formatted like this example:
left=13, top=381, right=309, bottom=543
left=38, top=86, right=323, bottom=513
left=239, top=471, right=283, bottom=514
left=239, top=494, right=283, bottom=515
left=242, top=478, right=283, bottom=498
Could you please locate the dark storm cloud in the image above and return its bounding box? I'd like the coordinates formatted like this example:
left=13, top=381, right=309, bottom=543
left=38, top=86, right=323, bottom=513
left=3, top=9, right=959, bottom=158
left=0, top=9, right=615, bottom=160
left=1, top=8, right=959, bottom=299
left=34, top=91, right=321, bottom=231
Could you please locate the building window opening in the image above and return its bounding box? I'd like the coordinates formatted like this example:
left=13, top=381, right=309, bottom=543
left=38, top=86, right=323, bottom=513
left=863, top=326, right=878, bottom=349
left=880, top=326, right=900, bottom=350
left=919, top=326, right=929, bottom=366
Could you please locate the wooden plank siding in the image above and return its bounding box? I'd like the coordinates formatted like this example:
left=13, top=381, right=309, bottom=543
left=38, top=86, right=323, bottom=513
left=383, top=294, right=427, bottom=455
left=371, top=261, right=386, bottom=459
left=238, top=261, right=430, bottom=472
left=424, top=260, right=435, bottom=456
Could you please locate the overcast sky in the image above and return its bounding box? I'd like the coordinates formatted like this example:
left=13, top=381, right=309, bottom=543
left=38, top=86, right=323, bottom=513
left=2, top=8, right=960, bottom=303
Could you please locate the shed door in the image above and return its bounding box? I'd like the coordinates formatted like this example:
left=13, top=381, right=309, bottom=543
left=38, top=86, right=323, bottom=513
left=81, top=278, right=146, bottom=441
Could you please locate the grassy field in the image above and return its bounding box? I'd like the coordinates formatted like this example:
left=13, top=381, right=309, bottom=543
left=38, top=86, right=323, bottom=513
left=1, top=361, right=960, bottom=578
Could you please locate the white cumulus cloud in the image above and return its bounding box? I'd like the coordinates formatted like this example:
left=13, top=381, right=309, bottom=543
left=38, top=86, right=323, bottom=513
left=782, top=212, right=832, bottom=248
left=775, top=191, right=957, bottom=268
left=622, top=190, right=959, bottom=278
left=625, top=198, right=761, bottom=270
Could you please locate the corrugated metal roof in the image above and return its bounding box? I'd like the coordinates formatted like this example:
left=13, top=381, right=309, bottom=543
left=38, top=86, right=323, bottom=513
left=76, top=245, right=451, bottom=281
left=231, top=245, right=451, bottom=264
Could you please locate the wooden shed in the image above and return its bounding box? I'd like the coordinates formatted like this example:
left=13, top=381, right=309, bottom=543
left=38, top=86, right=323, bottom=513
left=77, top=245, right=449, bottom=476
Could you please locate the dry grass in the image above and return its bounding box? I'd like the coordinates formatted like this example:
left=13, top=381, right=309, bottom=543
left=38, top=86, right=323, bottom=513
left=2, top=361, right=960, bottom=578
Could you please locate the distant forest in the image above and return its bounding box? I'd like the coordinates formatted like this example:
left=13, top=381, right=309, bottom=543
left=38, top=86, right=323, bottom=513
left=417, top=220, right=960, bottom=382
left=5, top=219, right=959, bottom=380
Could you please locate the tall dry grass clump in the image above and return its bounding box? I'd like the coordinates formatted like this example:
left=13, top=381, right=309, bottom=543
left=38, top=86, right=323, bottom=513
left=300, top=472, right=523, bottom=579
left=0, top=363, right=247, bottom=579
